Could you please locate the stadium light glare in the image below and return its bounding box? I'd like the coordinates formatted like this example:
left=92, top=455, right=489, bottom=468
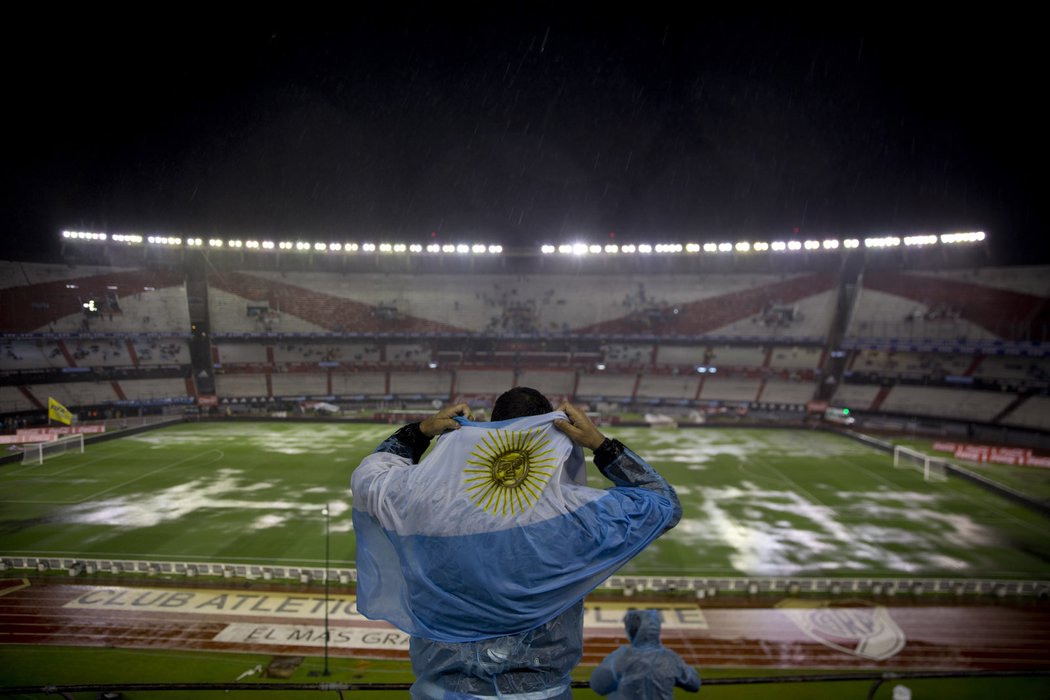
left=245, top=240, right=259, bottom=249
left=696, top=366, right=707, bottom=373
left=771, top=241, right=786, bottom=251
left=379, top=243, right=393, bottom=252
left=803, top=240, right=820, bottom=250
left=316, top=243, right=329, bottom=251
left=456, top=244, right=470, bottom=254
left=363, top=243, right=377, bottom=252
left=717, top=243, right=732, bottom=253
left=865, top=236, right=901, bottom=248
left=409, top=244, right=423, bottom=253
left=61, top=231, right=71, bottom=238
left=941, top=231, right=985, bottom=244
left=709, top=367, right=717, bottom=374
left=638, top=244, right=653, bottom=254
left=823, top=240, right=839, bottom=249
left=392, top=243, right=405, bottom=252
left=685, top=243, right=700, bottom=253
left=904, top=235, right=938, bottom=246
left=571, top=243, right=587, bottom=255
left=208, top=239, right=223, bottom=247
left=735, top=242, right=750, bottom=252
left=589, top=244, right=602, bottom=254
left=596, top=363, right=606, bottom=371
left=328, top=243, right=342, bottom=252
left=427, top=244, right=441, bottom=253
left=262, top=241, right=275, bottom=249
left=621, top=244, right=636, bottom=254
left=489, top=245, right=502, bottom=254
left=278, top=241, right=292, bottom=250
left=541, top=245, right=555, bottom=254
left=843, top=238, right=860, bottom=248
left=703, top=243, right=717, bottom=253
left=605, top=244, right=619, bottom=253
left=442, top=244, right=456, bottom=253
left=472, top=244, right=486, bottom=254
left=296, top=242, right=310, bottom=251
left=228, top=240, right=242, bottom=248
left=753, top=242, right=769, bottom=251
left=787, top=241, right=802, bottom=251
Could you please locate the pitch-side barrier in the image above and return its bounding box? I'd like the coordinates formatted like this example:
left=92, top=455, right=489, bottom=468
left=2, top=555, right=1047, bottom=599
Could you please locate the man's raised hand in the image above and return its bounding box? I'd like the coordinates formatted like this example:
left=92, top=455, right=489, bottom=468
left=420, top=403, right=471, bottom=437
left=553, top=402, right=606, bottom=451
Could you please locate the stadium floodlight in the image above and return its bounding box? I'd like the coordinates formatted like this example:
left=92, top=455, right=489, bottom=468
left=771, top=241, right=786, bottom=251
left=709, top=367, right=717, bottom=373
left=410, top=244, right=423, bottom=253
left=638, top=244, right=653, bottom=254
left=735, top=242, right=750, bottom=252
left=940, top=231, right=985, bottom=244
left=428, top=243, right=441, bottom=253
left=823, top=239, right=839, bottom=249
left=229, top=240, right=242, bottom=248
left=865, top=236, right=901, bottom=248
left=379, top=243, right=393, bottom=252
left=278, top=241, right=293, bottom=250
left=589, top=244, right=602, bottom=254
left=804, top=240, right=820, bottom=250
left=753, top=241, right=769, bottom=251
left=327, top=243, right=342, bottom=252
left=717, top=243, right=732, bottom=252
left=685, top=243, right=700, bottom=253
left=489, top=245, right=502, bottom=254
left=904, top=235, right=937, bottom=246
left=473, top=244, right=487, bottom=253
left=654, top=244, right=666, bottom=253
left=428, top=361, right=439, bottom=369
left=314, top=242, right=327, bottom=251
left=541, top=245, right=555, bottom=254
left=571, top=243, right=588, bottom=255
left=843, top=238, right=860, bottom=249
left=391, top=243, right=405, bottom=252
left=363, top=243, right=377, bottom=252
left=557, top=244, right=572, bottom=254
left=602, top=244, right=617, bottom=254
left=787, top=241, right=802, bottom=251
left=456, top=244, right=469, bottom=254
left=442, top=244, right=456, bottom=253
left=703, top=243, right=717, bottom=253
left=596, top=363, right=606, bottom=371
left=296, top=242, right=310, bottom=251
left=262, top=241, right=275, bottom=249
left=696, top=366, right=707, bottom=373
left=245, top=240, right=259, bottom=249
left=621, top=244, right=636, bottom=253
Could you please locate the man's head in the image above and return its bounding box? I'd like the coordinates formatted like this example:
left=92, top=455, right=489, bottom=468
left=490, top=386, right=553, bottom=421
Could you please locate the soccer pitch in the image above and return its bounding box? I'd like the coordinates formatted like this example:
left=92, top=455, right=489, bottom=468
left=2, top=422, right=1049, bottom=580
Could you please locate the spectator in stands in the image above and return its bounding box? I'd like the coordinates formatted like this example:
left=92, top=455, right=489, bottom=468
left=351, top=387, right=681, bottom=699
left=590, top=609, right=701, bottom=699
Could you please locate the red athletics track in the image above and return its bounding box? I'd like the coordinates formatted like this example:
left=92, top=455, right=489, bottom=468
left=1, top=579, right=1049, bottom=671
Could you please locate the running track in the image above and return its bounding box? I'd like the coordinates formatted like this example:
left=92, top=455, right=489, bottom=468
left=1, top=579, right=1049, bottom=671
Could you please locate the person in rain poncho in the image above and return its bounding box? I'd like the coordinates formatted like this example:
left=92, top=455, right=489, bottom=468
left=589, top=609, right=701, bottom=699
left=351, top=387, right=681, bottom=699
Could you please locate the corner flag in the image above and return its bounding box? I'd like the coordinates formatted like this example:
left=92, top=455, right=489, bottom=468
left=48, top=397, right=72, bottom=426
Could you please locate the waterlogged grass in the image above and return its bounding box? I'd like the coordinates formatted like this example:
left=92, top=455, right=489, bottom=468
left=2, top=422, right=1049, bottom=579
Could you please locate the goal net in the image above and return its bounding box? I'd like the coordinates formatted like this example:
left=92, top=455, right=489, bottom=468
left=21, top=433, right=85, bottom=465
left=893, top=444, right=949, bottom=482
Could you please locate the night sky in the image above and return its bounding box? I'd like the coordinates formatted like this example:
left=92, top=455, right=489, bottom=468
left=3, top=9, right=1044, bottom=263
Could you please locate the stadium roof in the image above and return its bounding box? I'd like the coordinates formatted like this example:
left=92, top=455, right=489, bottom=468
left=3, top=9, right=1046, bottom=264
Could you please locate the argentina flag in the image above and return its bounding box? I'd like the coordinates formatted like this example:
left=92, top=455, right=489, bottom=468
left=350, top=411, right=676, bottom=643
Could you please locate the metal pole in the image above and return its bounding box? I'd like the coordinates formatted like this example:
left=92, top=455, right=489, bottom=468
left=323, top=503, right=331, bottom=676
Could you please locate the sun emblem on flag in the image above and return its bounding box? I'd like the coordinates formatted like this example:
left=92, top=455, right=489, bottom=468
left=465, top=428, right=557, bottom=516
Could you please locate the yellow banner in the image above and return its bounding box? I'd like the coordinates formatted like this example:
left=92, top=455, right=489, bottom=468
left=48, top=397, right=72, bottom=426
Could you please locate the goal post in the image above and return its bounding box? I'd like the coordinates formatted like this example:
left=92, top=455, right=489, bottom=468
left=893, top=444, right=948, bottom=482
left=21, top=433, right=85, bottom=465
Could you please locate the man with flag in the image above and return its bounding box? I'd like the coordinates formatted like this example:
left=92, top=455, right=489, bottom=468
left=351, top=387, right=682, bottom=699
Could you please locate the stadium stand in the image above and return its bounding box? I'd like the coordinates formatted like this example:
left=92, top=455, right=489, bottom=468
left=2, top=255, right=1049, bottom=445
left=698, top=375, right=761, bottom=402
left=879, top=386, right=1016, bottom=423
left=636, top=374, right=701, bottom=400
left=1001, top=395, right=1050, bottom=432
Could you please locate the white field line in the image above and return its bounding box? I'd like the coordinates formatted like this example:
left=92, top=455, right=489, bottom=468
left=0, top=450, right=226, bottom=505
left=3, top=443, right=145, bottom=478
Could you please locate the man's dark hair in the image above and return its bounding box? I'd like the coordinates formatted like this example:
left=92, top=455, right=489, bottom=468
left=490, top=386, right=553, bottom=421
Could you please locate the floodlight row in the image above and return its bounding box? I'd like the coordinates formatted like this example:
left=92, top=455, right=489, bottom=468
left=539, top=232, right=984, bottom=255
left=62, top=230, right=985, bottom=255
